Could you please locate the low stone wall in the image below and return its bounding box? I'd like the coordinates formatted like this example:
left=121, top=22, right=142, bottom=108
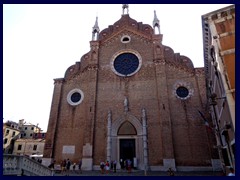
left=3, top=154, right=52, bottom=176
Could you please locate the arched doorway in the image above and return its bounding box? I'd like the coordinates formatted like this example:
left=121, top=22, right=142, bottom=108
left=111, top=113, right=144, bottom=170
left=118, top=121, right=137, bottom=169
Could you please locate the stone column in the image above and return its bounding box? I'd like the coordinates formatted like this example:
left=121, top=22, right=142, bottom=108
left=142, top=108, right=149, bottom=171
left=107, top=110, right=112, bottom=162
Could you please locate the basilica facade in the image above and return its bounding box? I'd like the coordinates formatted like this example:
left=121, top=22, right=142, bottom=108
left=43, top=5, right=221, bottom=171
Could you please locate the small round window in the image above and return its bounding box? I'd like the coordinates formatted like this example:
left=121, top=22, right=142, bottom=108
left=121, top=35, right=131, bottom=43
left=71, top=92, right=81, bottom=103
left=176, top=86, right=189, bottom=98
left=173, top=82, right=193, bottom=100
left=67, top=89, right=84, bottom=106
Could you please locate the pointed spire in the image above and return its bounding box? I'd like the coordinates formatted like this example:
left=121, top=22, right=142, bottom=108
left=92, top=16, right=100, bottom=41
left=153, top=10, right=160, bottom=34
left=93, top=16, right=99, bottom=30
left=122, top=4, right=129, bottom=15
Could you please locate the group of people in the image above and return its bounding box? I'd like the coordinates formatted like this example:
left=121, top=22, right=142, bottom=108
left=100, top=160, right=118, bottom=174
left=100, top=159, right=133, bottom=174
left=48, top=158, right=235, bottom=176
left=120, top=159, right=132, bottom=173
left=59, top=159, right=82, bottom=175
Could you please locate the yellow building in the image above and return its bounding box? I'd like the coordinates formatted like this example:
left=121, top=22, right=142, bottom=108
left=3, top=122, right=21, bottom=154
left=13, top=139, right=45, bottom=157
left=18, top=119, right=42, bottom=139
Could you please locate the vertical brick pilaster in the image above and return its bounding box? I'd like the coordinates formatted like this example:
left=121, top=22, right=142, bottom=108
left=44, top=78, right=64, bottom=158
left=155, top=64, right=175, bottom=159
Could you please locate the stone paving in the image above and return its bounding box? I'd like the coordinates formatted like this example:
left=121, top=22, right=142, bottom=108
left=53, top=169, right=224, bottom=176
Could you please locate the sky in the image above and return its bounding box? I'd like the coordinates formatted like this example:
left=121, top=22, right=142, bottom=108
left=3, top=4, right=232, bottom=132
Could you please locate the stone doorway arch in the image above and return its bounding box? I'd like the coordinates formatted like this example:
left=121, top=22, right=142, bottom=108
left=110, top=113, right=145, bottom=170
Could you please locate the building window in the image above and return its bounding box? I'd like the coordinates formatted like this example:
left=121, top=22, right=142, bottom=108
left=67, top=89, right=84, bottom=106
left=30, top=133, right=33, bottom=137
left=12, top=131, right=16, bottom=137
left=31, top=127, right=34, bottom=130
left=176, top=86, right=189, bottom=98
left=33, top=145, right=37, bottom=151
left=4, top=138, right=8, bottom=144
left=111, top=50, right=142, bottom=77
left=71, top=92, right=81, bottom=103
left=24, top=133, right=26, bottom=136
left=113, top=53, right=139, bottom=76
left=42, top=134, right=45, bottom=137
left=25, top=127, right=27, bottom=130
left=6, top=129, right=9, bottom=135
left=121, top=35, right=131, bottom=43
left=18, top=144, right=22, bottom=150
left=173, top=81, right=194, bottom=100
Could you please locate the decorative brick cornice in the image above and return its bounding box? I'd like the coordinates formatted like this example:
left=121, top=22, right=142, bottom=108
left=195, top=67, right=205, bottom=75
left=165, top=61, right=195, bottom=74
left=99, top=14, right=153, bottom=41
left=53, top=78, right=64, bottom=84
left=100, top=28, right=152, bottom=47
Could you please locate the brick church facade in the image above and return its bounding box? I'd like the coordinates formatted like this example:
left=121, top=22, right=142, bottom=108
left=44, top=5, right=221, bottom=171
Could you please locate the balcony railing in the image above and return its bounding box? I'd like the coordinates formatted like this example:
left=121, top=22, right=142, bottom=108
left=3, top=154, right=52, bottom=176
